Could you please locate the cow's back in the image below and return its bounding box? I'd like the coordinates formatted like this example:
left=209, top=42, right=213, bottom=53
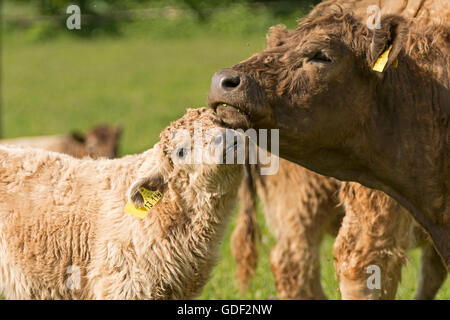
left=0, top=135, right=89, bottom=158
left=309, top=0, right=449, bottom=24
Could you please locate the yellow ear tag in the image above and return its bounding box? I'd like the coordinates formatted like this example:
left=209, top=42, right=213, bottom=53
left=372, top=45, right=398, bottom=72
left=139, top=187, right=163, bottom=210
left=124, top=202, right=148, bottom=219
left=124, top=187, right=163, bottom=219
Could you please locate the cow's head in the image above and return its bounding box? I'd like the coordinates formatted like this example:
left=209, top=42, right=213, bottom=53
left=128, top=108, right=244, bottom=209
left=85, top=124, right=123, bottom=159
left=208, top=13, right=408, bottom=164
left=70, top=124, right=123, bottom=159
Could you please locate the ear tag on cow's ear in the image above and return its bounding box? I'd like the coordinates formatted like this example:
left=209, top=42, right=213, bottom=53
left=124, top=187, right=163, bottom=219
left=372, top=45, right=398, bottom=72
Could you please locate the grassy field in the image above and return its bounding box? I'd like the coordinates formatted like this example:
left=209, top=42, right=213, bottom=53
left=2, top=25, right=449, bottom=300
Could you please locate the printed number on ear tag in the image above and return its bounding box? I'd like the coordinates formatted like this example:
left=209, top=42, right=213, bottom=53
left=139, top=187, right=163, bottom=210
left=124, top=187, right=163, bottom=219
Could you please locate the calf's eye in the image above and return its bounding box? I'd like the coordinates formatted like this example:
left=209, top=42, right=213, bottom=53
left=308, top=51, right=332, bottom=63
left=177, top=148, right=187, bottom=158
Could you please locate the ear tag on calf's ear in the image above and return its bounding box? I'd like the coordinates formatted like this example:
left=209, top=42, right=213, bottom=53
left=372, top=45, right=398, bottom=72
left=124, top=187, right=163, bottom=219
left=124, top=202, right=148, bottom=219
left=139, top=187, right=163, bottom=210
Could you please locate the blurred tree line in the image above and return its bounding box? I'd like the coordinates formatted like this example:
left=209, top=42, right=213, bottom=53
left=10, top=0, right=322, bottom=15
left=5, top=0, right=322, bottom=37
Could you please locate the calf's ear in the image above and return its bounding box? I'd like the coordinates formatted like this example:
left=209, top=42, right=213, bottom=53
left=368, top=15, right=408, bottom=73
left=128, top=171, right=166, bottom=208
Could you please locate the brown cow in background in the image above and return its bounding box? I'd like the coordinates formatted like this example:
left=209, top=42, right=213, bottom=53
left=0, top=124, right=122, bottom=159
left=232, top=159, right=344, bottom=299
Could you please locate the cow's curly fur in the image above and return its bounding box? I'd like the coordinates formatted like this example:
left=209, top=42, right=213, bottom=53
left=232, top=158, right=343, bottom=299
left=231, top=163, right=260, bottom=292
left=0, top=108, right=244, bottom=299
left=210, top=6, right=450, bottom=269
left=334, top=183, right=412, bottom=299
left=232, top=161, right=446, bottom=299
left=218, top=0, right=449, bottom=300
left=308, top=0, right=449, bottom=26
left=335, top=182, right=448, bottom=299
left=306, top=0, right=450, bottom=299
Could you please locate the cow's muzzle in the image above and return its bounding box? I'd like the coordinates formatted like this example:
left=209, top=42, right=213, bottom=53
left=208, top=68, right=253, bottom=129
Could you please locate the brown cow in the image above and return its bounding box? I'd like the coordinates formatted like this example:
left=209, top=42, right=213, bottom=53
left=336, top=182, right=447, bottom=299
left=309, top=0, right=449, bottom=299
left=0, top=124, right=122, bottom=159
left=208, top=12, right=450, bottom=270
left=233, top=155, right=446, bottom=299
left=309, top=0, right=449, bottom=24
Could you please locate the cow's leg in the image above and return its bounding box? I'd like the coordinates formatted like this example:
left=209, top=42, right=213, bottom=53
left=415, top=244, right=448, bottom=300
left=270, top=233, right=326, bottom=300
left=334, top=183, right=412, bottom=300
left=268, top=202, right=344, bottom=300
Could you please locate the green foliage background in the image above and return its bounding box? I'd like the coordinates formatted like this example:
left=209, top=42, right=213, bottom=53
left=1, top=0, right=449, bottom=300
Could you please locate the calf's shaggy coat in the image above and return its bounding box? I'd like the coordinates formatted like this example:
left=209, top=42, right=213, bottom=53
left=0, top=108, right=243, bottom=299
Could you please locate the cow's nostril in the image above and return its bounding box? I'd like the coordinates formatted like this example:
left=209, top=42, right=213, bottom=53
left=220, top=76, right=241, bottom=91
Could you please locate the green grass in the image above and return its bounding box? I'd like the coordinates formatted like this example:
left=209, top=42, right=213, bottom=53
left=3, top=34, right=268, bottom=155
left=2, top=28, right=449, bottom=301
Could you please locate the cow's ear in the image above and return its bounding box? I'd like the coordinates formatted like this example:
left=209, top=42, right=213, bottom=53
left=128, top=171, right=166, bottom=208
left=368, top=15, right=408, bottom=73
left=266, top=24, right=289, bottom=48
left=69, top=130, right=86, bottom=143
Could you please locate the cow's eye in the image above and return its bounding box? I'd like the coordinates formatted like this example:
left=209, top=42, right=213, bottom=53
left=308, top=51, right=332, bottom=63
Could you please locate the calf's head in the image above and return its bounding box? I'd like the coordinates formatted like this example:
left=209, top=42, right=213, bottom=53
left=208, top=13, right=408, bottom=166
left=129, top=108, right=244, bottom=209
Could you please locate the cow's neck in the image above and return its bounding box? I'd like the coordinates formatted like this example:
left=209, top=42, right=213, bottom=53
left=359, top=64, right=450, bottom=268
left=369, top=64, right=447, bottom=211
